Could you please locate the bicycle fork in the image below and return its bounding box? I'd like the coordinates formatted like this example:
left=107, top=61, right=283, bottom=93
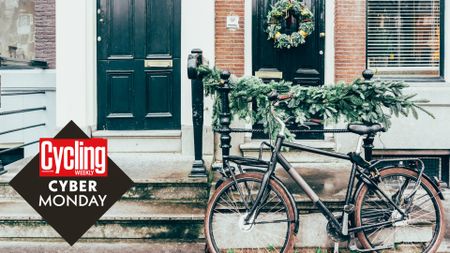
left=243, top=135, right=284, bottom=224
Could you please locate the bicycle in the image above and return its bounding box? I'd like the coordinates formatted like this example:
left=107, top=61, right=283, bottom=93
left=205, top=91, right=446, bottom=253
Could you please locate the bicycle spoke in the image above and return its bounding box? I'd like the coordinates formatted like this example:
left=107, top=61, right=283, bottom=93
left=208, top=175, right=292, bottom=253
left=356, top=170, right=442, bottom=252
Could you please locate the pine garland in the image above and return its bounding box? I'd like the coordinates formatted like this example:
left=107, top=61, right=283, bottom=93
left=197, top=65, right=433, bottom=139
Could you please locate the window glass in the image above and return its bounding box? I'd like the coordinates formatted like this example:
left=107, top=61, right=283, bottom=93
left=367, top=0, right=441, bottom=78
left=0, top=0, right=35, bottom=60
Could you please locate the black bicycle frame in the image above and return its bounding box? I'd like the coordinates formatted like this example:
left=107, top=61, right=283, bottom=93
left=239, top=134, right=411, bottom=236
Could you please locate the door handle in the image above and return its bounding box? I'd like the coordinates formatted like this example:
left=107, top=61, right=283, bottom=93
left=320, top=32, right=325, bottom=38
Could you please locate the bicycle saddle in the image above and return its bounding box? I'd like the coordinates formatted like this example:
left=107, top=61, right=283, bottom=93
left=347, top=123, right=385, bottom=135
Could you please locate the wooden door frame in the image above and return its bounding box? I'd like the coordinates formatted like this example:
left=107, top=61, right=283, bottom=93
left=249, top=0, right=327, bottom=140
left=95, top=0, right=182, bottom=131
left=245, top=0, right=335, bottom=84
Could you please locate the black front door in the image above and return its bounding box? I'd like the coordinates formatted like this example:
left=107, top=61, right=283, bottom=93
left=97, top=0, right=181, bottom=130
left=252, top=0, right=325, bottom=139
left=253, top=0, right=325, bottom=85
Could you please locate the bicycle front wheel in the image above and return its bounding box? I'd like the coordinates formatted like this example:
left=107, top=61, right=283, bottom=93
left=205, top=173, right=296, bottom=253
left=354, top=167, right=446, bottom=252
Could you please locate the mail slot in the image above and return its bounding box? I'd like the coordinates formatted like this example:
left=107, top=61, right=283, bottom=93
left=254, top=70, right=283, bottom=79
left=144, top=59, right=173, bottom=68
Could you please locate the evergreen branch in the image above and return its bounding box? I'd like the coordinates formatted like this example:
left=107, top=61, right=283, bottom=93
left=198, top=65, right=434, bottom=140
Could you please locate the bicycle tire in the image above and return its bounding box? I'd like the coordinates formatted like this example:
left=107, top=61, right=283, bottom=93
left=205, top=172, right=296, bottom=253
left=354, top=167, right=446, bottom=252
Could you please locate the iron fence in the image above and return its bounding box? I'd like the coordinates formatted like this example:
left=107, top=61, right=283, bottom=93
left=0, top=58, right=49, bottom=174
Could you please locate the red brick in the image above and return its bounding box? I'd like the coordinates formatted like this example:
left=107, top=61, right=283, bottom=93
left=34, top=0, right=56, bottom=69
left=215, top=0, right=245, bottom=76
left=334, top=0, right=366, bottom=82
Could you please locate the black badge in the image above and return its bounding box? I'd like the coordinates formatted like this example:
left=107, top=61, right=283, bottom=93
left=9, top=121, right=133, bottom=245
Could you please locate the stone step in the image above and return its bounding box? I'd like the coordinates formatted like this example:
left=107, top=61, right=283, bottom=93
left=92, top=130, right=182, bottom=153
left=2, top=154, right=210, bottom=201
left=240, top=140, right=343, bottom=163
left=0, top=181, right=209, bottom=202
left=0, top=199, right=205, bottom=240
left=0, top=199, right=448, bottom=251
left=0, top=239, right=205, bottom=253
left=123, top=181, right=209, bottom=202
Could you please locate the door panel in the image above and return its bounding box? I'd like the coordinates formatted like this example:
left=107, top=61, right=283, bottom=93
left=97, top=0, right=181, bottom=130
left=143, top=59, right=180, bottom=129
left=146, top=70, right=173, bottom=116
left=107, top=71, right=134, bottom=116
left=146, top=0, right=173, bottom=57
left=98, top=60, right=141, bottom=130
left=109, top=0, right=134, bottom=58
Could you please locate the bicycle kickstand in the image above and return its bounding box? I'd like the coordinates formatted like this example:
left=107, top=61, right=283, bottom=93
left=333, top=242, right=339, bottom=253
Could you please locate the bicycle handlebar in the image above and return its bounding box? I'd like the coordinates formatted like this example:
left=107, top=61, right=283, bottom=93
left=268, top=90, right=293, bottom=136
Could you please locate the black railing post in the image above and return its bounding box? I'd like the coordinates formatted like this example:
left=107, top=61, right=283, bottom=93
left=0, top=160, right=6, bottom=175
left=188, top=49, right=207, bottom=177
left=362, top=69, right=375, bottom=161
left=218, top=71, right=232, bottom=163
left=0, top=75, right=4, bottom=175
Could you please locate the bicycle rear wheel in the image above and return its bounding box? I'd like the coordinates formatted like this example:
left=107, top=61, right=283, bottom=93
left=354, top=167, right=445, bottom=252
left=205, top=173, right=296, bottom=253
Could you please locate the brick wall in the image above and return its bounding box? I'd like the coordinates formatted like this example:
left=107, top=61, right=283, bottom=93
left=334, top=0, right=366, bottom=82
left=34, top=0, right=56, bottom=69
left=215, top=0, right=245, bottom=76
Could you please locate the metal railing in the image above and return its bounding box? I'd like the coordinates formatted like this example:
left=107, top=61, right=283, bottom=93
left=0, top=90, right=47, bottom=175
left=0, top=58, right=49, bottom=174
left=0, top=56, right=48, bottom=69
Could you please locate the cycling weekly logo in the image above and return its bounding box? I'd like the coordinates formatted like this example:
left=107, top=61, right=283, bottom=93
left=39, top=138, right=108, bottom=177
left=9, top=121, right=133, bottom=245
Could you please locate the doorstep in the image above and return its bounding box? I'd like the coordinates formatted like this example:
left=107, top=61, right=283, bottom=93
left=92, top=130, right=182, bottom=153
left=3, top=153, right=207, bottom=184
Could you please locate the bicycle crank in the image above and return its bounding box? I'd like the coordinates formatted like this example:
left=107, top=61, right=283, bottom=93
left=326, top=216, right=349, bottom=242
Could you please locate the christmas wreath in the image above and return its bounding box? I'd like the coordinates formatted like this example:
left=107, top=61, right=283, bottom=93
left=266, top=0, right=314, bottom=49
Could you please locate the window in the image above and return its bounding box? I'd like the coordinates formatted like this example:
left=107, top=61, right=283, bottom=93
left=374, top=153, right=450, bottom=185
left=0, top=0, right=36, bottom=61
left=367, top=0, right=442, bottom=78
